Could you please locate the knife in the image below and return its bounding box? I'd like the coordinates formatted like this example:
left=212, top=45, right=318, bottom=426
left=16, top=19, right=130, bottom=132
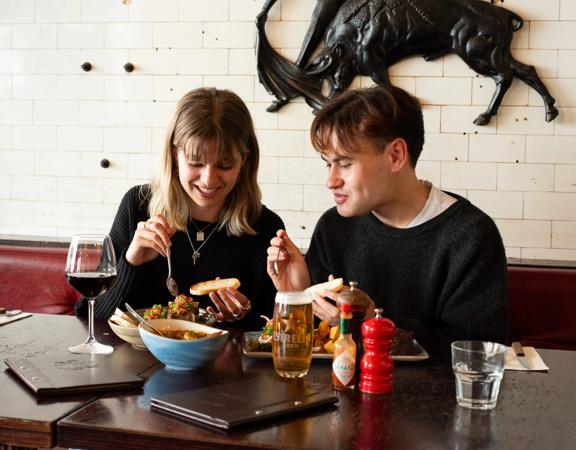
left=511, top=341, right=533, bottom=369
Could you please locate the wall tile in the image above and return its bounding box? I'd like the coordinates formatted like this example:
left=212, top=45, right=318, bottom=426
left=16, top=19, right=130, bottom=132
left=0, top=25, right=11, bottom=48
left=303, top=184, right=332, bottom=212
left=554, top=107, right=576, bottom=136
left=57, top=177, right=103, bottom=203
left=129, top=0, right=178, bottom=22
left=258, top=156, right=278, bottom=184
left=12, top=125, right=57, bottom=150
left=0, top=125, right=12, bottom=149
left=202, top=22, right=255, bottom=49
left=153, top=23, right=202, bottom=49
left=152, top=76, right=203, bottom=101
left=35, top=201, right=80, bottom=227
left=12, top=24, right=57, bottom=48
left=554, top=164, right=576, bottom=192
left=202, top=75, right=254, bottom=102
left=35, top=0, right=79, bottom=23
left=179, top=49, right=228, bottom=75
left=416, top=161, right=441, bottom=187
left=279, top=210, right=322, bottom=240
left=498, top=163, right=554, bottom=191
left=35, top=150, right=81, bottom=176
left=526, top=136, right=576, bottom=163
left=530, top=21, right=576, bottom=49
left=0, top=100, right=33, bottom=124
left=81, top=152, right=127, bottom=178
left=105, top=23, right=154, bottom=48
left=0, top=174, right=10, bottom=198
left=0, top=150, right=33, bottom=175
left=558, top=50, right=576, bottom=78
left=79, top=101, right=126, bottom=127
left=552, top=221, right=576, bottom=249
left=35, top=49, right=81, bottom=74
left=57, top=75, right=105, bottom=101
left=504, top=0, right=560, bottom=20
left=12, top=175, right=56, bottom=202
left=521, top=247, right=576, bottom=260
left=257, top=129, right=305, bottom=157
left=265, top=21, right=308, bottom=49
left=496, top=106, right=555, bottom=135
left=104, top=127, right=151, bottom=154
left=496, top=219, right=551, bottom=248
left=277, top=102, right=314, bottom=130
left=524, top=192, right=576, bottom=220
left=441, top=162, right=497, bottom=190
left=81, top=0, right=129, bottom=22
left=58, top=126, right=103, bottom=152
left=472, top=77, right=529, bottom=106
left=420, top=133, right=468, bottom=162
left=229, top=49, right=257, bottom=75
left=34, top=100, right=78, bottom=125
left=468, top=190, right=524, bottom=219
left=0, top=1, right=32, bottom=23
left=231, top=0, right=280, bottom=21
left=0, top=75, right=11, bottom=98
left=440, top=106, right=497, bottom=134
left=80, top=49, right=129, bottom=75
left=57, top=24, right=105, bottom=49
left=178, top=0, right=228, bottom=21
left=529, top=78, right=576, bottom=107
left=126, top=101, right=175, bottom=128
left=12, top=75, right=58, bottom=100
left=261, top=183, right=303, bottom=210
left=278, top=156, right=325, bottom=185
left=417, top=77, right=471, bottom=106
left=0, top=200, right=34, bottom=225
left=469, top=134, right=525, bottom=163
left=513, top=49, right=558, bottom=78
left=128, top=49, right=179, bottom=75
left=128, top=153, right=158, bottom=180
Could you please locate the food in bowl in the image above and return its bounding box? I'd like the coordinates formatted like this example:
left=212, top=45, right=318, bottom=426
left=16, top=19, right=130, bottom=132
left=108, top=308, right=145, bottom=348
left=142, top=294, right=215, bottom=325
left=139, top=319, right=228, bottom=370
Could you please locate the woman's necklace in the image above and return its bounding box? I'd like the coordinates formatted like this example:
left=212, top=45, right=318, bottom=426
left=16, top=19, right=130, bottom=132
left=190, top=219, right=214, bottom=242
left=184, top=221, right=219, bottom=266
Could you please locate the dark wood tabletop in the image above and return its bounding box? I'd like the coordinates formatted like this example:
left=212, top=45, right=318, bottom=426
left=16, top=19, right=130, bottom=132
left=2, top=314, right=575, bottom=450
left=56, top=329, right=576, bottom=450
left=0, top=314, right=159, bottom=449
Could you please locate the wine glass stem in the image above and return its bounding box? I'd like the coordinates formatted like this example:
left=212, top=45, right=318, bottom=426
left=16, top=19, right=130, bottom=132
left=86, top=298, right=97, bottom=344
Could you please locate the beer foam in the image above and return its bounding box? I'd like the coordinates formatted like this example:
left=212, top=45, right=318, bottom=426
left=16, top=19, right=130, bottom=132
left=275, top=291, right=312, bottom=305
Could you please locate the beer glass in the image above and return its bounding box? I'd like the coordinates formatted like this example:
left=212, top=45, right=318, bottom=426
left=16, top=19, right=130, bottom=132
left=272, top=291, right=314, bottom=378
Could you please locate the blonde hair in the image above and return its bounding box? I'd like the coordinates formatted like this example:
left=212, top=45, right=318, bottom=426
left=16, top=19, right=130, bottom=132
left=147, top=88, right=262, bottom=236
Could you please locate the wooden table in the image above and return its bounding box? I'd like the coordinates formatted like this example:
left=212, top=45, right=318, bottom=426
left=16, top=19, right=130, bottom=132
left=58, top=334, right=576, bottom=449
left=0, top=314, right=158, bottom=449
left=2, top=315, right=575, bottom=450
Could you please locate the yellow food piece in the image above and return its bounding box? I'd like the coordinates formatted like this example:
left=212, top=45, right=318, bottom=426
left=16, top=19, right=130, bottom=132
left=329, top=325, right=340, bottom=341
left=323, top=340, right=335, bottom=354
left=317, top=320, right=331, bottom=337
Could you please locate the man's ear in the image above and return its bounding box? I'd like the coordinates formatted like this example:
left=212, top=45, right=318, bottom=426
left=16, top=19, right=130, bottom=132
left=386, top=138, right=409, bottom=172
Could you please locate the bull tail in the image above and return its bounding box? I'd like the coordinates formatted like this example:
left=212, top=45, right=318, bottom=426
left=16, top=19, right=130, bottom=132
left=256, top=0, right=326, bottom=112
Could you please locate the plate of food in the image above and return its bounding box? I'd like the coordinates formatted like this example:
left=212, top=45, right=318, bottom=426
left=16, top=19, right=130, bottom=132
left=242, top=317, right=429, bottom=362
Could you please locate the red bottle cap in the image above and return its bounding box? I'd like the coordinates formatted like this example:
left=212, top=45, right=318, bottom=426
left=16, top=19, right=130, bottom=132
left=341, top=303, right=351, bottom=314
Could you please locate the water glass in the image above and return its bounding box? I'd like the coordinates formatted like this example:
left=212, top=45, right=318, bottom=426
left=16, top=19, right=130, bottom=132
left=272, top=291, right=314, bottom=379
left=451, top=341, right=507, bottom=410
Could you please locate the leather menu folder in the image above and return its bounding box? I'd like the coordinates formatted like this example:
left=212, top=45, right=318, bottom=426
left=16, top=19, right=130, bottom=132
left=150, top=375, right=338, bottom=430
left=4, top=356, right=144, bottom=395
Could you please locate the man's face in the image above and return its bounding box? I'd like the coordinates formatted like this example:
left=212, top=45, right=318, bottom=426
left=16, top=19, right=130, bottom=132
left=321, top=140, right=396, bottom=217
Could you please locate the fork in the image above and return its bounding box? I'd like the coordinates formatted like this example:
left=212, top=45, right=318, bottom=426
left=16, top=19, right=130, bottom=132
left=165, top=246, right=179, bottom=297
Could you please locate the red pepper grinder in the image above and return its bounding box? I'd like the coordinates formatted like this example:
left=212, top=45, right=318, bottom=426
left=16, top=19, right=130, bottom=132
left=359, top=308, right=395, bottom=394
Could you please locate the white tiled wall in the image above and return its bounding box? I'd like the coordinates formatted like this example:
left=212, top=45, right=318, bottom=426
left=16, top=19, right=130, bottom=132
left=0, top=0, right=575, bottom=261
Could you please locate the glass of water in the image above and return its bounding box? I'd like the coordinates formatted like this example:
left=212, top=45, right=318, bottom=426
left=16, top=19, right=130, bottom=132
left=451, top=341, right=507, bottom=410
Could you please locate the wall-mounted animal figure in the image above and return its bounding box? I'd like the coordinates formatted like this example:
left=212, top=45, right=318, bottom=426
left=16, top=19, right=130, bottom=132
left=256, top=0, right=558, bottom=125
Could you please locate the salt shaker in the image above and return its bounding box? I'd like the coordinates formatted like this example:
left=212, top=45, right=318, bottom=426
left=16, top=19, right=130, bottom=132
left=359, top=308, right=395, bottom=394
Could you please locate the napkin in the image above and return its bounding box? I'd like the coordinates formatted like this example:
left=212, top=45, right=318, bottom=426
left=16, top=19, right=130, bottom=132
left=505, top=346, right=549, bottom=371
left=0, top=312, right=32, bottom=327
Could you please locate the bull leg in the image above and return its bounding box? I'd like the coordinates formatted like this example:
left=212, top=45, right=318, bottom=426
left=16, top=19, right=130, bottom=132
left=511, top=59, right=559, bottom=122
left=474, top=74, right=513, bottom=126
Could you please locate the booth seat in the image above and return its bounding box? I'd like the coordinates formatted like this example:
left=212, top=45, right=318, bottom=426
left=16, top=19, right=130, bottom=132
left=0, top=242, right=575, bottom=349
left=508, top=264, right=576, bottom=350
left=0, top=244, right=79, bottom=315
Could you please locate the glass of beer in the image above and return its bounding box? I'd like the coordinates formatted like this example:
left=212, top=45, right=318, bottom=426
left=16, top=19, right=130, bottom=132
left=272, top=291, right=314, bottom=378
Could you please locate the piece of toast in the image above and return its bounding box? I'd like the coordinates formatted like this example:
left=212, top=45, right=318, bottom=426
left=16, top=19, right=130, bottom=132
left=305, top=278, right=344, bottom=295
left=189, top=278, right=241, bottom=296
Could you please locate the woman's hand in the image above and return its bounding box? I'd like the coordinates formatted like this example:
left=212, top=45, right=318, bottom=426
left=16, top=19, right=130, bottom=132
left=207, top=288, right=252, bottom=322
left=126, top=215, right=176, bottom=266
left=266, top=229, right=311, bottom=292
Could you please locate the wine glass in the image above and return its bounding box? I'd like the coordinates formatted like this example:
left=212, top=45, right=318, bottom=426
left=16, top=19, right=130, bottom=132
left=65, top=234, right=117, bottom=354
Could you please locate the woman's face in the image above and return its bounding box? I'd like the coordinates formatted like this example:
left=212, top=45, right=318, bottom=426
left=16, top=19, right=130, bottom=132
left=176, top=145, right=245, bottom=221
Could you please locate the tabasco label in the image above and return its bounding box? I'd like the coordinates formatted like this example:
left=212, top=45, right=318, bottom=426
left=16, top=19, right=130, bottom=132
left=332, top=351, right=355, bottom=387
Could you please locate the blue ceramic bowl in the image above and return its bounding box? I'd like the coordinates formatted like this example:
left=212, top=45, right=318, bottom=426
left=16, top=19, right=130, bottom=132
left=139, top=319, right=228, bottom=370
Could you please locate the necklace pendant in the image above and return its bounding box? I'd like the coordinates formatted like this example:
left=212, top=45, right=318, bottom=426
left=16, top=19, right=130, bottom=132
left=196, top=231, right=205, bottom=241
left=192, top=250, right=200, bottom=265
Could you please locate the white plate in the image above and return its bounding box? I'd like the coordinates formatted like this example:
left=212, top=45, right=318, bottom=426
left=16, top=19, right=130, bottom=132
left=242, top=332, right=429, bottom=362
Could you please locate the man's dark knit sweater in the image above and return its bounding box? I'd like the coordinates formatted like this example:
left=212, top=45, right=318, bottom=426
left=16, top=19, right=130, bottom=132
left=306, top=194, right=509, bottom=358
left=75, top=185, right=284, bottom=330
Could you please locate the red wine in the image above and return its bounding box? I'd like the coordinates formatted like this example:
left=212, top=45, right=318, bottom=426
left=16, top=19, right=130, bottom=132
left=66, top=272, right=117, bottom=298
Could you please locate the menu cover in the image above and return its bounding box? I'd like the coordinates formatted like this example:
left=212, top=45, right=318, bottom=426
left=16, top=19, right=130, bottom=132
left=4, top=356, right=144, bottom=395
left=150, top=375, right=338, bottom=430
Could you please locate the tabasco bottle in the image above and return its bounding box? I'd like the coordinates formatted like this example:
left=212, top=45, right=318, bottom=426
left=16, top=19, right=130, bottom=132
left=332, top=302, right=356, bottom=391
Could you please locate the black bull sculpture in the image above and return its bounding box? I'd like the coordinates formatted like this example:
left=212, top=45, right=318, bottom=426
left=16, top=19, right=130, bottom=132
left=256, top=0, right=558, bottom=125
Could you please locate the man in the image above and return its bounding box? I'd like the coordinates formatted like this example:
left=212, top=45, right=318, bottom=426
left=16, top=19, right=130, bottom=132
left=267, top=85, right=508, bottom=357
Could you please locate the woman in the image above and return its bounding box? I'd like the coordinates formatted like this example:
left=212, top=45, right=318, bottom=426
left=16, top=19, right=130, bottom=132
left=75, top=88, right=284, bottom=328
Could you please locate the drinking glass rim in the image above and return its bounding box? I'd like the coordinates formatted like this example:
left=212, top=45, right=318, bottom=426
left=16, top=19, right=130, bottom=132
left=451, top=340, right=507, bottom=355
left=274, top=291, right=312, bottom=305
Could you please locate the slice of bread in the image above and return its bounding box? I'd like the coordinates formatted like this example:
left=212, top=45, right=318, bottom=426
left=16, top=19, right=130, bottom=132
left=305, top=278, right=344, bottom=295
left=189, top=278, right=241, bottom=296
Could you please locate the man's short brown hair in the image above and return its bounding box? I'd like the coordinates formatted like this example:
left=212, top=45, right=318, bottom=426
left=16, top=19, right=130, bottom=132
left=310, top=85, right=425, bottom=167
